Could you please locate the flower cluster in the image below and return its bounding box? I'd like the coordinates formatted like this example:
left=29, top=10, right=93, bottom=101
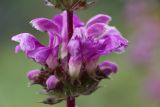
left=12, top=11, right=128, bottom=104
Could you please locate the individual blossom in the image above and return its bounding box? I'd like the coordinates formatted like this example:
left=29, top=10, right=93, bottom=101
left=12, top=11, right=128, bottom=105
left=12, top=11, right=83, bottom=69
left=11, top=33, right=58, bottom=70
left=68, top=14, right=128, bottom=78
left=31, top=11, right=84, bottom=59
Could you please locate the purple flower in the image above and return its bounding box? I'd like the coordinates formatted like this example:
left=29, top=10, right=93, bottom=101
left=31, top=11, right=84, bottom=59
left=68, top=14, right=128, bottom=77
left=46, top=75, right=59, bottom=90
left=11, top=11, right=84, bottom=71
left=11, top=33, right=58, bottom=69
left=86, top=14, right=111, bottom=27
left=12, top=12, right=127, bottom=78
left=12, top=11, right=128, bottom=100
left=27, top=69, right=41, bottom=81
left=98, top=61, right=117, bottom=77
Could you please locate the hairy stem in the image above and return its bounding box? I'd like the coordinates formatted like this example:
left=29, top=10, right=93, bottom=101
left=66, top=9, right=75, bottom=107
left=66, top=10, right=73, bottom=62
left=67, top=10, right=74, bottom=40
left=67, top=97, right=75, bottom=107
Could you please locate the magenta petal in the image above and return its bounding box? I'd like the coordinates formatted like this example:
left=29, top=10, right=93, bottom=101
left=11, top=33, right=34, bottom=42
left=103, top=26, right=128, bottom=53
left=52, top=14, right=63, bottom=30
left=68, top=38, right=82, bottom=57
left=47, top=32, right=62, bottom=47
left=30, top=18, right=59, bottom=33
left=15, top=45, right=21, bottom=53
left=27, top=47, right=51, bottom=64
left=86, top=14, right=111, bottom=27
left=87, top=23, right=106, bottom=38
left=72, top=27, right=86, bottom=39
left=73, top=14, right=84, bottom=27
left=69, top=57, right=82, bottom=78
left=11, top=33, right=43, bottom=52
left=46, top=49, right=58, bottom=69
left=61, top=11, right=68, bottom=41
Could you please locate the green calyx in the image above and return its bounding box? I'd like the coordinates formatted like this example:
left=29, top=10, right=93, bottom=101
left=38, top=65, right=108, bottom=105
left=43, top=0, right=94, bottom=11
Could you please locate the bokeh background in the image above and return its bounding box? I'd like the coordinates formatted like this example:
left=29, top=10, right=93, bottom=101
left=0, top=0, right=160, bottom=107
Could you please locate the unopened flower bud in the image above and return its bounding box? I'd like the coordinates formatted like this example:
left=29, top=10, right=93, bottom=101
left=27, top=69, right=41, bottom=81
left=46, top=75, right=59, bottom=90
left=99, top=61, right=118, bottom=77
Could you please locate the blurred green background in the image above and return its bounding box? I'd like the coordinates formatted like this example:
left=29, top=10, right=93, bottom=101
left=0, top=0, right=160, bottom=107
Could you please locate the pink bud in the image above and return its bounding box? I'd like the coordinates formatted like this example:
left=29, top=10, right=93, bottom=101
left=46, top=75, right=59, bottom=90
left=99, top=61, right=118, bottom=76
left=27, top=69, right=41, bottom=81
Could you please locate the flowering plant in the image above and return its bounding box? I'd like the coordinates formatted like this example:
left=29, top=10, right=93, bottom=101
left=11, top=0, right=128, bottom=106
